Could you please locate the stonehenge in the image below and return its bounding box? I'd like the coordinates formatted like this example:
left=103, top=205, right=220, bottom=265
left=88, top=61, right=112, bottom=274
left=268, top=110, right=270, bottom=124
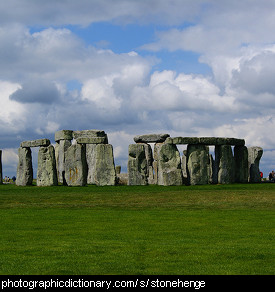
left=12, top=130, right=264, bottom=187
left=128, top=134, right=263, bottom=186
left=15, top=129, right=116, bottom=187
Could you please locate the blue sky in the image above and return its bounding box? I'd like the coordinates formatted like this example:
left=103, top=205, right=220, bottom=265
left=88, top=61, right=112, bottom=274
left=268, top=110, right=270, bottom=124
left=0, top=0, right=275, bottom=177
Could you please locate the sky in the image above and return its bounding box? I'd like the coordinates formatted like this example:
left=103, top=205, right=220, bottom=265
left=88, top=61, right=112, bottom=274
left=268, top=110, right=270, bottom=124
left=1, top=0, right=275, bottom=178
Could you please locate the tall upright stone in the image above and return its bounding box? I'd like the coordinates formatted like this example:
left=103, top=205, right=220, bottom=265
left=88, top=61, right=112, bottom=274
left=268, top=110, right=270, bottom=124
left=86, top=144, right=97, bottom=185
left=65, top=144, right=87, bottom=186
left=128, top=144, right=148, bottom=185
left=248, top=146, right=263, bottom=183
left=186, top=144, right=209, bottom=185
left=156, top=143, right=183, bottom=186
left=215, top=145, right=235, bottom=184
left=55, top=139, right=72, bottom=185
left=55, top=130, right=73, bottom=185
left=143, top=143, right=154, bottom=184
left=234, top=145, right=248, bottom=183
left=181, top=150, right=188, bottom=185
left=37, top=145, right=58, bottom=186
left=0, top=150, right=2, bottom=184
left=93, top=144, right=116, bottom=186
left=16, top=147, right=33, bottom=186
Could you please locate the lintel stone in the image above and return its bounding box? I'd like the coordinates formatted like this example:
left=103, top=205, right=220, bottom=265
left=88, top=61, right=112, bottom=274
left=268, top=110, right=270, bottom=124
left=55, top=130, right=73, bottom=142
left=73, top=130, right=106, bottom=139
left=165, top=136, right=245, bottom=146
left=20, top=139, right=50, bottom=148
left=76, top=137, right=108, bottom=144
left=134, top=133, right=170, bottom=143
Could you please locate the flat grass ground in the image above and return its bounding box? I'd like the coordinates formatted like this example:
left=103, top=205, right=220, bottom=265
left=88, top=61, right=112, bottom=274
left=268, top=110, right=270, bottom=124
left=0, top=183, right=274, bottom=275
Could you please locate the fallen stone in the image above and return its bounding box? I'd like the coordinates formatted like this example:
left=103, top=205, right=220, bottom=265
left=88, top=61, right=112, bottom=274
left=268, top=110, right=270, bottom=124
left=65, top=144, right=87, bottom=186
left=20, top=139, right=50, bottom=148
left=248, top=146, right=263, bottom=183
left=215, top=145, right=235, bottom=184
left=128, top=144, right=148, bottom=185
left=16, top=147, right=33, bottom=186
left=234, top=145, right=248, bottom=183
left=36, top=145, right=58, bottom=186
left=116, top=173, right=128, bottom=185
left=55, top=130, right=73, bottom=142
left=76, top=137, right=108, bottom=144
left=134, top=133, right=170, bottom=143
left=186, top=144, right=210, bottom=185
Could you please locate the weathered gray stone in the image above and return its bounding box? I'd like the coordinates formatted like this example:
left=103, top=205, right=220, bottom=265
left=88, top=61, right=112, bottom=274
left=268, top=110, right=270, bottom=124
left=115, top=165, right=121, bottom=175
left=20, top=139, right=50, bottom=148
left=55, top=130, right=73, bottom=142
left=73, top=130, right=107, bottom=139
left=116, top=173, right=128, bottom=185
left=186, top=144, right=209, bottom=185
left=65, top=144, right=87, bottom=186
left=93, top=144, right=116, bottom=186
left=76, top=137, right=108, bottom=144
left=165, top=136, right=245, bottom=146
left=86, top=144, right=97, bottom=185
left=16, top=147, right=33, bottom=186
left=55, top=139, right=71, bottom=185
left=143, top=143, right=153, bottom=176
left=234, top=146, right=248, bottom=183
left=181, top=150, right=188, bottom=184
left=128, top=144, right=148, bottom=185
left=215, top=145, right=235, bottom=184
left=208, top=153, right=215, bottom=184
left=165, top=137, right=199, bottom=145
left=134, top=133, right=170, bottom=143
left=0, top=150, right=2, bottom=184
left=248, top=146, right=263, bottom=183
left=156, top=143, right=183, bottom=186
left=36, top=145, right=58, bottom=186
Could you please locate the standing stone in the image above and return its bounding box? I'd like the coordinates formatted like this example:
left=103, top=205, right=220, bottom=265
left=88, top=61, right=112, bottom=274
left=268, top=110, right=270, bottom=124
left=208, top=153, right=215, bottom=184
left=157, top=143, right=183, bottom=186
left=37, top=145, right=58, bottom=186
left=234, top=146, right=248, bottom=183
left=86, top=144, right=97, bottom=185
left=93, top=144, right=116, bottom=186
left=248, top=147, right=263, bottom=183
left=186, top=144, right=209, bottom=185
left=115, top=165, right=121, bottom=175
left=128, top=144, right=148, bottom=185
left=142, top=143, right=154, bottom=184
left=65, top=144, right=87, bottom=186
left=181, top=150, right=188, bottom=185
left=0, top=150, right=2, bottom=184
left=55, top=139, right=72, bottom=185
left=16, top=147, right=33, bottom=186
left=215, top=145, right=235, bottom=184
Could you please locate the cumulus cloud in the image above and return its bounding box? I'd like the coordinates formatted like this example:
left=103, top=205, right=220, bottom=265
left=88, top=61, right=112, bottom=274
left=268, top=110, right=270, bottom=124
left=10, top=80, right=61, bottom=104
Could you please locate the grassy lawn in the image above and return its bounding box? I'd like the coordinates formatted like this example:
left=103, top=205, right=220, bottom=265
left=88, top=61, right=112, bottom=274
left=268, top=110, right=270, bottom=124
left=0, top=183, right=274, bottom=275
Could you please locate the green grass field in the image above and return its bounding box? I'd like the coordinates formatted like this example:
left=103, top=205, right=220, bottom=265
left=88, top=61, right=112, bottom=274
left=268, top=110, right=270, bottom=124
left=0, top=183, right=274, bottom=275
